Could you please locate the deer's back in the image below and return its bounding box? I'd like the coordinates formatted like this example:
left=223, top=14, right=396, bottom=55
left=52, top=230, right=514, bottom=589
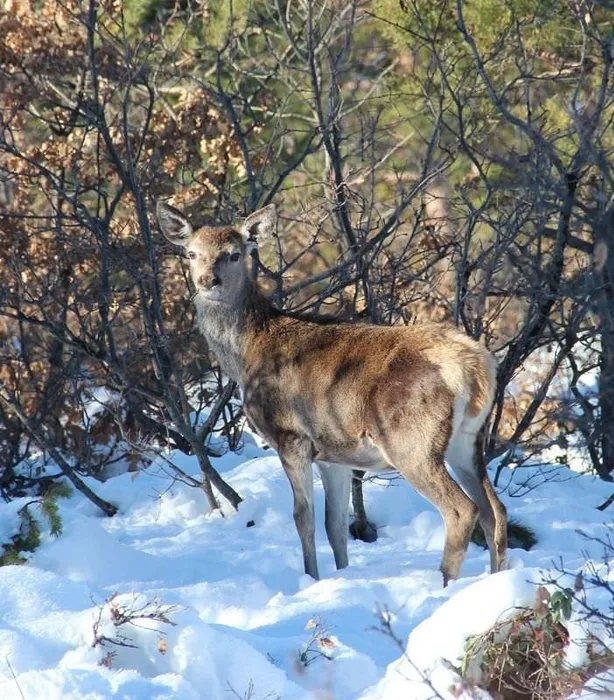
left=241, top=319, right=495, bottom=462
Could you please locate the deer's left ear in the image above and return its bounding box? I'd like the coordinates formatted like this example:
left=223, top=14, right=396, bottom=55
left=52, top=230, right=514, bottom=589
left=240, top=204, right=277, bottom=252
left=157, top=201, right=193, bottom=246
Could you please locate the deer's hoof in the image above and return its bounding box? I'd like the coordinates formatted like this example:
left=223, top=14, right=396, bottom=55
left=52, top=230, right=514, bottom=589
left=349, top=519, right=378, bottom=543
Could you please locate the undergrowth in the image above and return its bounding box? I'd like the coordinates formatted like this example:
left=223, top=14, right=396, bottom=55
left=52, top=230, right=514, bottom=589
left=295, top=616, right=336, bottom=670
left=92, top=593, right=178, bottom=669
left=0, top=481, right=72, bottom=565
left=460, top=584, right=613, bottom=699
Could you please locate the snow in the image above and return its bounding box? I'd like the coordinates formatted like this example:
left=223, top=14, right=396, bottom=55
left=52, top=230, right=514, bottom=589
left=0, top=438, right=613, bottom=699
left=81, top=387, right=119, bottom=423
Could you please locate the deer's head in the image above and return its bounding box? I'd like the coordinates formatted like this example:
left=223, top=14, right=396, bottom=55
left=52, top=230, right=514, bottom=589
left=157, top=202, right=276, bottom=305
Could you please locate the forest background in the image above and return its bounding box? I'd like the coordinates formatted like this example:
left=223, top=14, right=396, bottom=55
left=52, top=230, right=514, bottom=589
left=1, top=0, right=613, bottom=516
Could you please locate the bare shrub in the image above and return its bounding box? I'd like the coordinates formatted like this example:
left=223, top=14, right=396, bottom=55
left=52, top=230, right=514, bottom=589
left=91, top=592, right=178, bottom=668
left=460, top=585, right=614, bottom=699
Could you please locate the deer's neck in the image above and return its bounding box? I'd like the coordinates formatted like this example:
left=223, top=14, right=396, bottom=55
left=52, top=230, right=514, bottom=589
left=194, top=283, right=275, bottom=385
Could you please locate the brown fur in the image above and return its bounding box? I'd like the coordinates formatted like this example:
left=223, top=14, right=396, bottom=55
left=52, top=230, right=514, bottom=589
left=241, top=314, right=489, bottom=455
left=157, top=202, right=508, bottom=584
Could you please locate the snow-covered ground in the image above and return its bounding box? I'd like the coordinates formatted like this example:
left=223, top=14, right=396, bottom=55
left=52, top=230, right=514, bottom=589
left=0, top=436, right=613, bottom=699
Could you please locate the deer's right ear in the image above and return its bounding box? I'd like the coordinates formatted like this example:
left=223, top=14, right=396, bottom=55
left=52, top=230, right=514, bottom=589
left=240, top=204, right=277, bottom=248
left=156, top=201, right=193, bottom=246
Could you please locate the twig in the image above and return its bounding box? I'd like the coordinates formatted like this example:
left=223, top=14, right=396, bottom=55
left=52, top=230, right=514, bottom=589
left=597, top=493, right=614, bottom=511
left=5, top=657, right=26, bottom=700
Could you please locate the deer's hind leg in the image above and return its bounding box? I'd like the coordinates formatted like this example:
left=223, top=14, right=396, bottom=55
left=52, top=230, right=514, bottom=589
left=370, top=418, right=478, bottom=584
left=400, top=454, right=478, bottom=585
left=446, top=423, right=507, bottom=574
left=367, top=364, right=480, bottom=584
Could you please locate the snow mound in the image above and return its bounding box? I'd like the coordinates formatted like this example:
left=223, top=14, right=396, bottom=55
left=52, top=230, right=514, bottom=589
left=0, top=447, right=612, bottom=699
left=364, top=568, right=544, bottom=699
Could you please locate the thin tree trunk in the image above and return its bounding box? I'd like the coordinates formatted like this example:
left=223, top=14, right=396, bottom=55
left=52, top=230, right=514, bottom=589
left=596, top=206, right=614, bottom=480
left=193, top=443, right=242, bottom=511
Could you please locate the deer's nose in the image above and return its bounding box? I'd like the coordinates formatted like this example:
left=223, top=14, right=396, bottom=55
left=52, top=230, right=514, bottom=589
left=198, top=274, right=221, bottom=289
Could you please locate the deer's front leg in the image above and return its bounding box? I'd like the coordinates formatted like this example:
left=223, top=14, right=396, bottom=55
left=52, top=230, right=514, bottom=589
left=278, top=435, right=318, bottom=580
left=317, top=461, right=351, bottom=570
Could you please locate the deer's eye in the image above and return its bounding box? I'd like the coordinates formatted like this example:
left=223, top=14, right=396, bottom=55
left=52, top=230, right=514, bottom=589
left=187, top=251, right=197, bottom=260
left=229, top=252, right=241, bottom=262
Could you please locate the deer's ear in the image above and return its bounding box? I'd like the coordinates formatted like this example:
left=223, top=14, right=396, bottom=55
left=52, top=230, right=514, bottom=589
left=156, top=201, right=193, bottom=246
left=240, top=204, right=277, bottom=251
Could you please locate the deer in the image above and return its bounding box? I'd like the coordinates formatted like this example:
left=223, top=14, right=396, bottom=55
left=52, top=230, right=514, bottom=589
left=157, top=201, right=508, bottom=585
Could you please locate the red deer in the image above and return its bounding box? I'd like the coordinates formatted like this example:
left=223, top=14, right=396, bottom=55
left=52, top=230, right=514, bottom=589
left=157, top=201, right=507, bottom=585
